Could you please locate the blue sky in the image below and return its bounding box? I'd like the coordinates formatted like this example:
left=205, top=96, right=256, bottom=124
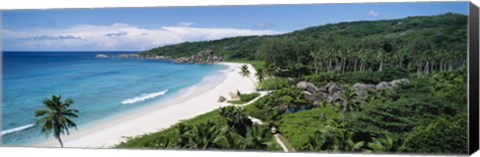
left=1, top=2, right=469, bottom=51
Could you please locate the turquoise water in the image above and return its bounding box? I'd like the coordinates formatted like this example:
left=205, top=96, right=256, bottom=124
left=1, top=51, right=225, bottom=146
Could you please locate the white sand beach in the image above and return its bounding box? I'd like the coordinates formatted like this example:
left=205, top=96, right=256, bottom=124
left=35, top=62, right=258, bottom=148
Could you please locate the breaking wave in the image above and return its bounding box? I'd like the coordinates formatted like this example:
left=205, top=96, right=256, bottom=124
left=1, top=123, right=35, bottom=136
left=121, top=90, right=168, bottom=105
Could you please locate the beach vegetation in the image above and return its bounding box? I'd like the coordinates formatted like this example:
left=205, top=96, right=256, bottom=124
left=116, top=106, right=276, bottom=150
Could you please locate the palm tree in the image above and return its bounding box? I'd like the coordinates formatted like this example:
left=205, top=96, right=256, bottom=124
left=303, top=119, right=364, bottom=152
left=243, top=125, right=269, bottom=149
left=219, top=106, right=252, bottom=136
left=255, top=68, right=265, bottom=84
left=339, top=86, right=362, bottom=113
left=185, top=120, right=223, bottom=149
left=175, top=123, right=193, bottom=147
left=34, top=95, right=79, bottom=147
left=239, top=64, right=256, bottom=86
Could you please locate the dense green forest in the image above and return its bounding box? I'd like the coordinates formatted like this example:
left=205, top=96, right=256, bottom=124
left=141, top=13, right=467, bottom=77
left=119, top=13, right=468, bottom=154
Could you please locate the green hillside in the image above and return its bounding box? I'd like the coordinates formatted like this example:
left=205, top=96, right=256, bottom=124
left=140, top=13, right=467, bottom=62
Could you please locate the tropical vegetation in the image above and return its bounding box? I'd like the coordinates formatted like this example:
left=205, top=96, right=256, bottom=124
left=118, top=13, right=468, bottom=154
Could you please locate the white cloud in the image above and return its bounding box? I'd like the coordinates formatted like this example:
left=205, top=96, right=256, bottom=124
left=368, top=10, right=380, bottom=17
left=178, top=22, right=194, bottom=27
left=3, top=23, right=283, bottom=51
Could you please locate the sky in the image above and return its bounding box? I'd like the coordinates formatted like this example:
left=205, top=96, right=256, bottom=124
left=1, top=2, right=469, bottom=51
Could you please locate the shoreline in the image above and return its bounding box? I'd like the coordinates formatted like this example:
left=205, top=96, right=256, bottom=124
left=34, top=62, right=257, bottom=148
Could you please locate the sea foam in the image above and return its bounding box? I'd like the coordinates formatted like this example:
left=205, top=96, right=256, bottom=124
left=121, top=90, right=168, bottom=105
left=1, top=123, right=35, bottom=136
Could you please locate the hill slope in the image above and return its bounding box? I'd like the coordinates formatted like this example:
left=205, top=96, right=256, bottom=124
left=139, top=13, right=467, bottom=61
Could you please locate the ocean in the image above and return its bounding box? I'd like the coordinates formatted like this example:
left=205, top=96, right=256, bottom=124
left=0, top=51, right=226, bottom=146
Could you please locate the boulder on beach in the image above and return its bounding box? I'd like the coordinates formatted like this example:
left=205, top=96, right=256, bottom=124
left=218, top=96, right=227, bottom=102
left=229, top=92, right=240, bottom=100
left=95, top=54, right=109, bottom=58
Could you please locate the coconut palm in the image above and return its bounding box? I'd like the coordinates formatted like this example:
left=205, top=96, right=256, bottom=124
left=218, top=126, right=246, bottom=149
left=339, top=86, right=363, bottom=113
left=34, top=95, right=79, bottom=147
left=175, top=123, right=193, bottom=147
left=255, top=68, right=265, bottom=83
left=219, top=106, right=252, bottom=136
left=239, top=64, right=256, bottom=86
left=185, top=120, right=224, bottom=149
left=303, top=119, right=364, bottom=152
left=243, top=125, right=269, bottom=149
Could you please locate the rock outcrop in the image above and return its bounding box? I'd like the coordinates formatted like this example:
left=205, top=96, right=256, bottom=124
left=95, top=54, right=109, bottom=58
left=296, top=81, right=319, bottom=94
left=296, top=78, right=410, bottom=108
left=113, top=53, right=172, bottom=60
left=173, top=49, right=223, bottom=64
left=108, top=49, right=222, bottom=64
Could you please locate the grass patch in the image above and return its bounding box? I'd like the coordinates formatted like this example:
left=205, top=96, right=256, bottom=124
left=239, top=92, right=260, bottom=102
left=227, top=100, right=245, bottom=105
left=227, top=92, right=260, bottom=105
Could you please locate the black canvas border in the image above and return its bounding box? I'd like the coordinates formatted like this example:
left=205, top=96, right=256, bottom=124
left=469, top=1, right=479, bottom=155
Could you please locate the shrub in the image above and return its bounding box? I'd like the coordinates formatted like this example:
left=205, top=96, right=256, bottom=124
left=239, top=92, right=261, bottom=102
left=399, top=114, right=468, bottom=154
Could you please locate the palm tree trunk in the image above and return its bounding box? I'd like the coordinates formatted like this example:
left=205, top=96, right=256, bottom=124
left=424, top=60, right=429, bottom=74
left=353, top=59, right=358, bottom=71
left=58, top=137, right=64, bottom=148
left=449, top=62, right=453, bottom=71
left=417, top=62, right=421, bottom=75
left=248, top=76, right=257, bottom=87
left=328, top=59, right=332, bottom=71
left=378, top=56, right=384, bottom=72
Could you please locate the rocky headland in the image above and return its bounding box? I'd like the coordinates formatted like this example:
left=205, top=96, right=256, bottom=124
left=172, top=49, right=223, bottom=64
left=97, top=49, right=223, bottom=64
